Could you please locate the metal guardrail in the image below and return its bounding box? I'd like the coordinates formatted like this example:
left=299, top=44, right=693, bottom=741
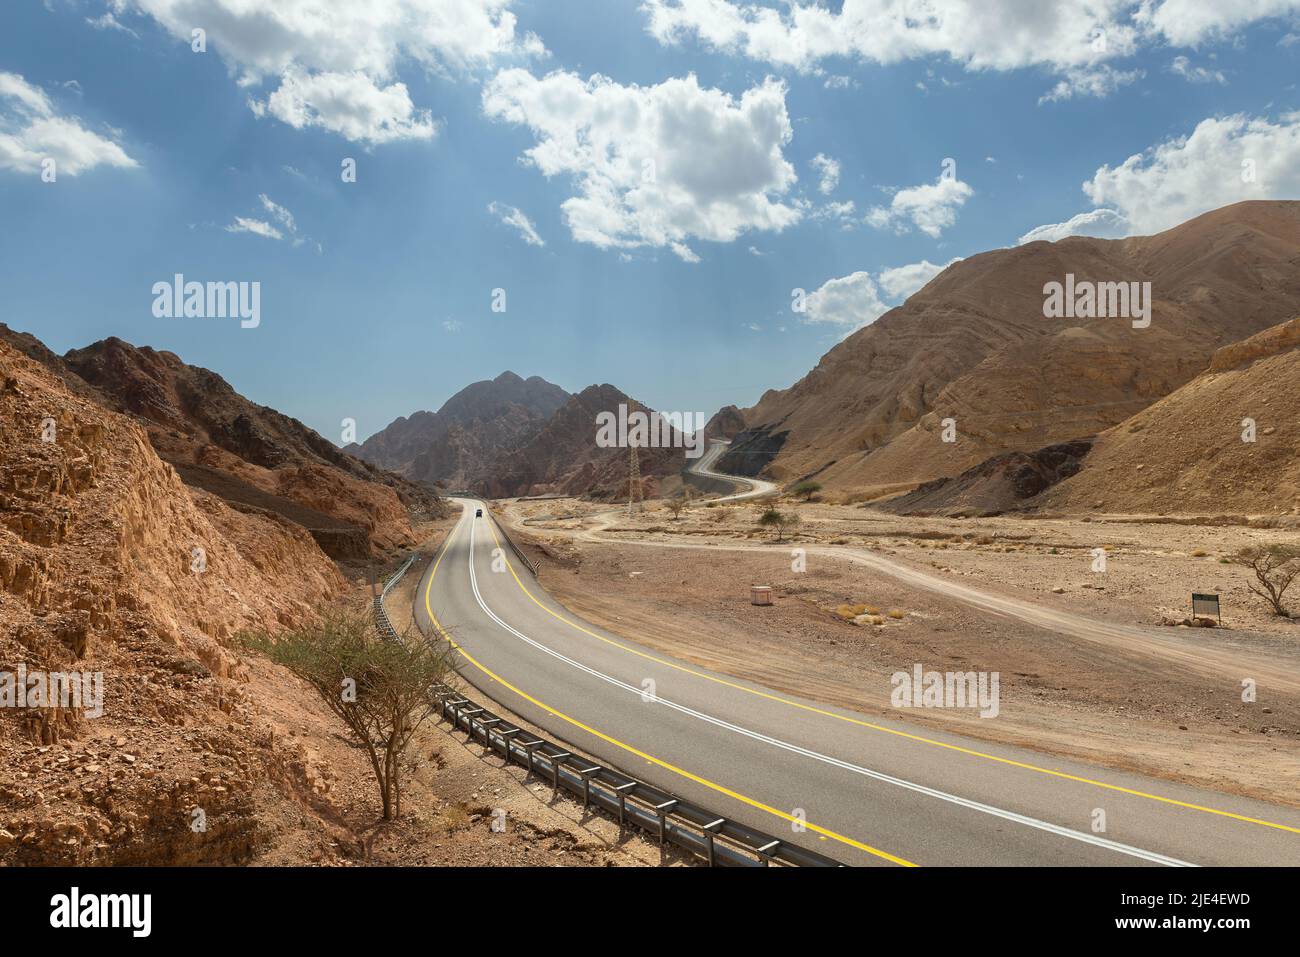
left=486, top=504, right=539, bottom=576
left=374, top=552, right=417, bottom=640
left=381, top=534, right=841, bottom=868
left=424, top=682, right=841, bottom=867
left=439, top=493, right=540, bottom=575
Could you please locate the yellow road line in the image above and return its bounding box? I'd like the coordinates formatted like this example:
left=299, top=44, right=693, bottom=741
left=423, top=515, right=915, bottom=867
left=482, top=513, right=1300, bottom=837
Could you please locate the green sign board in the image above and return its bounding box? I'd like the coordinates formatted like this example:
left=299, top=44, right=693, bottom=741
left=1192, top=593, right=1221, bottom=623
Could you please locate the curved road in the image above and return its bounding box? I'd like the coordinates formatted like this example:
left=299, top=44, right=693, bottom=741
left=685, top=438, right=778, bottom=502
left=416, top=495, right=1300, bottom=866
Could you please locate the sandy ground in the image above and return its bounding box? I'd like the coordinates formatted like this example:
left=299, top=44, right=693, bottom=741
left=498, top=497, right=1300, bottom=809
left=245, top=520, right=680, bottom=868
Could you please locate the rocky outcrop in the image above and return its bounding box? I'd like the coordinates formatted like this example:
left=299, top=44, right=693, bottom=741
left=703, top=405, right=746, bottom=441
left=716, top=423, right=789, bottom=478
left=0, top=338, right=343, bottom=865
left=878, top=439, right=1092, bottom=517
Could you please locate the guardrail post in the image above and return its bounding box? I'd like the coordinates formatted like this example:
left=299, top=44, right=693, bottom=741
left=756, top=839, right=781, bottom=867
left=614, top=781, right=637, bottom=828
left=479, top=717, right=501, bottom=751
left=446, top=699, right=468, bottom=731
left=702, top=818, right=725, bottom=868
left=547, top=751, right=571, bottom=794
left=520, top=739, right=544, bottom=777
left=498, top=728, right=520, bottom=763
left=576, top=765, right=602, bottom=811
left=462, top=708, right=484, bottom=741
left=653, top=799, right=678, bottom=848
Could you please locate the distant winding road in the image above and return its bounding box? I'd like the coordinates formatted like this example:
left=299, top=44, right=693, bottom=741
left=417, top=473, right=1300, bottom=866
left=684, top=438, right=778, bottom=502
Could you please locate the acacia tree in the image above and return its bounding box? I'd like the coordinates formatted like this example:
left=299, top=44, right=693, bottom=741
left=665, top=488, right=693, bottom=520
left=758, top=507, right=800, bottom=542
left=1233, top=545, right=1300, bottom=617
left=791, top=480, right=822, bottom=502
left=240, top=609, right=453, bottom=820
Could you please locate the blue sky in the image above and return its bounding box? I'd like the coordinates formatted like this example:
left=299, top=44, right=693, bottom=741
left=2, top=1, right=1299, bottom=444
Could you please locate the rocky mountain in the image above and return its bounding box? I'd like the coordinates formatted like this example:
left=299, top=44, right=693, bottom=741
left=472, top=384, right=687, bottom=499
left=720, top=201, right=1300, bottom=501
left=0, top=328, right=441, bottom=559
left=349, top=371, right=570, bottom=487
left=354, top=373, right=687, bottom=499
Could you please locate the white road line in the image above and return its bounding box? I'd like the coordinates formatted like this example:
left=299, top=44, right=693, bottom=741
left=458, top=511, right=1194, bottom=868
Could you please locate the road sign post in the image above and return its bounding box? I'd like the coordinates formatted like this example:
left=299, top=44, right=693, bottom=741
left=1192, top=592, right=1221, bottom=624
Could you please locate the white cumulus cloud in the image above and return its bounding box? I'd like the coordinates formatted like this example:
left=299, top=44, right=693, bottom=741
left=1134, top=0, right=1300, bottom=47
left=877, top=258, right=959, bottom=300
left=641, top=1, right=1300, bottom=101
left=1018, top=112, right=1300, bottom=242
left=112, top=0, right=543, bottom=144
left=1037, top=65, right=1144, bottom=104
left=1087, top=112, right=1300, bottom=235
left=253, top=69, right=436, bottom=144
left=866, top=173, right=972, bottom=238
left=1017, top=207, right=1130, bottom=244
left=482, top=70, right=802, bottom=258
left=810, top=152, right=840, bottom=194
left=803, top=257, right=961, bottom=331
left=0, top=71, right=136, bottom=176
left=802, top=270, right=889, bottom=329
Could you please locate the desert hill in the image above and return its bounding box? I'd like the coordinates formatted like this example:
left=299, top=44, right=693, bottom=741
left=1033, top=316, right=1300, bottom=516
left=0, top=328, right=441, bottom=559
left=721, top=202, right=1300, bottom=500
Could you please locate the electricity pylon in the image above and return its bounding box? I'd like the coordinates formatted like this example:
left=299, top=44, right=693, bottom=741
left=627, top=442, right=643, bottom=516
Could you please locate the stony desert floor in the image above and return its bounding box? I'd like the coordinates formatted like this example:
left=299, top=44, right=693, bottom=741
left=494, top=497, right=1300, bottom=808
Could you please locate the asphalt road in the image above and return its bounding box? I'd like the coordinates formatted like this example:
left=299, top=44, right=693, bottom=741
left=416, top=498, right=1300, bottom=866
left=685, top=438, right=778, bottom=501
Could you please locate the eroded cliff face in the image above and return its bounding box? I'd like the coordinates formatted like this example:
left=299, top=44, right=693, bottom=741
left=0, top=340, right=343, bottom=864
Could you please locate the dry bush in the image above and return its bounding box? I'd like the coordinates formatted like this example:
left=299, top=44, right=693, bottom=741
left=1233, top=545, right=1300, bottom=617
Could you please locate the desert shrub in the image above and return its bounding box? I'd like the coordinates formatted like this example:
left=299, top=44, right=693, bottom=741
left=1232, top=545, right=1300, bottom=617
left=239, top=608, right=453, bottom=821
left=758, top=507, right=801, bottom=542
left=791, top=480, right=823, bottom=502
